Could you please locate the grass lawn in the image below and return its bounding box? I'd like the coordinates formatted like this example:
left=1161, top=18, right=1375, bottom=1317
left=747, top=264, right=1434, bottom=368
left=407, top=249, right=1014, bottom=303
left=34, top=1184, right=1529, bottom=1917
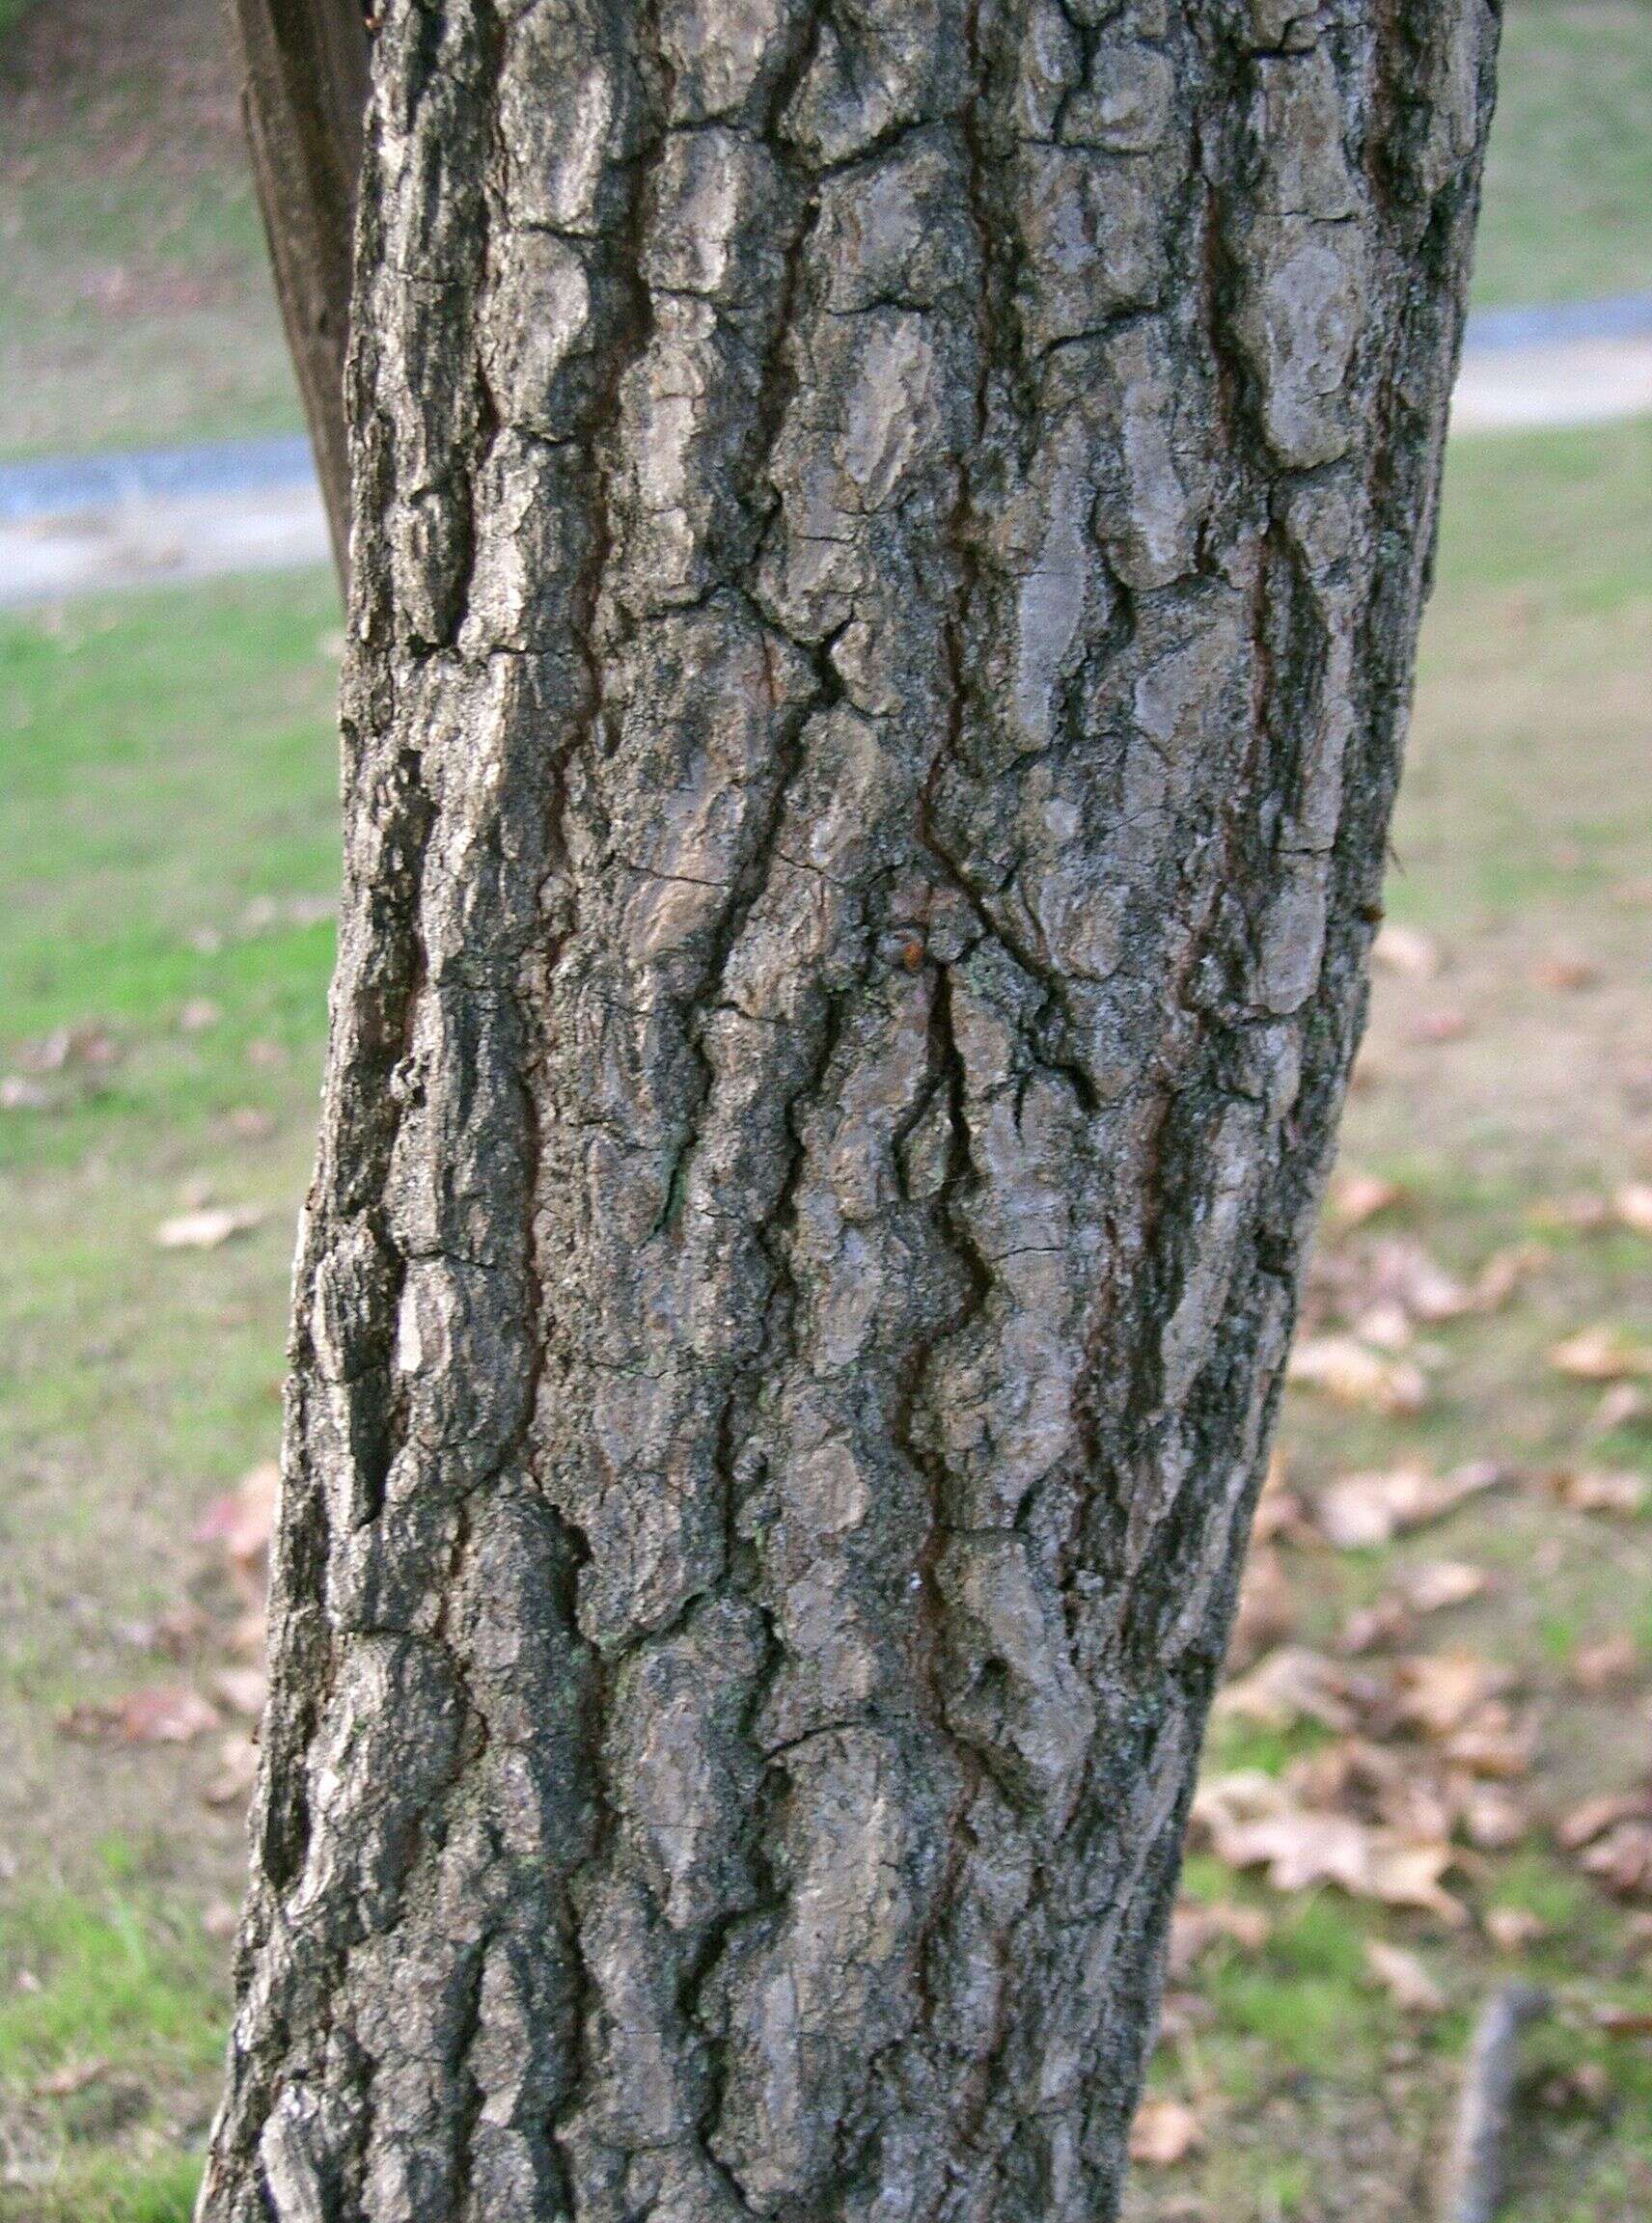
left=0, top=421, right=1649, bottom=2215
left=0, top=0, right=1649, bottom=461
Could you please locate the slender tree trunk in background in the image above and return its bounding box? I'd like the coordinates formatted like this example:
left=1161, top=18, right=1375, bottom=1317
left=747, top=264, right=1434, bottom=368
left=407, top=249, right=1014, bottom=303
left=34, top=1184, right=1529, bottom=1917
left=229, top=0, right=369, bottom=580
left=203, top=5, right=1498, bottom=2218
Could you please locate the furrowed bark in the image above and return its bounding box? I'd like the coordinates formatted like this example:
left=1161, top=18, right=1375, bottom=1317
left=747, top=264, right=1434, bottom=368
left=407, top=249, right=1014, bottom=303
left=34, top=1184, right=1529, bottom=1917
left=228, top=0, right=370, bottom=580
left=202, top=6, right=1499, bottom=2219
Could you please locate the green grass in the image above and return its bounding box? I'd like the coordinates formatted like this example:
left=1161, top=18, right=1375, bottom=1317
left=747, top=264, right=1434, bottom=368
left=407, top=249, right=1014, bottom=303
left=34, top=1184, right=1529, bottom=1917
left=1476, top=2, right=1652, bottom=307
left=0, top=2151, right=206, bottom=2223
left=0, top=1889, right=223, bottom=2084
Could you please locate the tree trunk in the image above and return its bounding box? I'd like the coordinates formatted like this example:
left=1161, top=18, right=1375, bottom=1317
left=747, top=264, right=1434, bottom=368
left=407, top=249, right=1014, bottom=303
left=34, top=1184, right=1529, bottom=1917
left=202, top=6, right=1498, bottom=2219
left=228, top=0, right=370, bottom=581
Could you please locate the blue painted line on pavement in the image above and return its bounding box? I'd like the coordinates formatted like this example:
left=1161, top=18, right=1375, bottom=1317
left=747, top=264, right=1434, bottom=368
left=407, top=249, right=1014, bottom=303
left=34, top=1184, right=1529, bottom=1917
left=1460, top=292, right=1652, bottom=355
left=2, top=292, right=1649, bottom=524
left=0, top=433, right=318, bottom=524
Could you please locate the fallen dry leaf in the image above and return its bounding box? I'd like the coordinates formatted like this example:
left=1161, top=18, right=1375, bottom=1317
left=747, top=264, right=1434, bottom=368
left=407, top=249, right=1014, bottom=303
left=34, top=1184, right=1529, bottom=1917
left=1571, top=1636, right=1641, bottom=1694
left=1216, top=1648, right=1355, bottom=1734
left=1340, top=1562, right=1488, bottom=1656
left=1403, top=1561, right=1490, bottom=1615
left=205, top=1733, right=260, bottom=1808
left=1553, top=1467, right=1649, bottom=1518
left=1557, top=1793, right=1652, bottom=1852
left=1483, top=1906, right=1547, bottom=1954
left=1192, top=1771, right=1464, bottom=1921
left=0, top=1075, right=60, bottom=1112
left=1167, top=1900, right=1271, bottom=1979
left=1529, top=956, right=1599, bottom=994
left=1128, top=2097, right=1204, bottom=2168
left=1229, top=1546, right=1297, bottom=1673
left=1580, top=1824, right=1652, bottom=1901
left=211, top=1666, right=268, bottom=1719
left=1373, top=922, right=1442, bottom=979
left=1593, top=2005, right=1652, bottom=2038
left=1287, top=1336, right=1428, bottom=1417
left=1589, top=1384, right=1649, bottom=1437
left=17, top=1025, right=120, bottom=1075
left=61, top=1684, right=219, bottom=1745
left=225, top=1106, right=277, bottom=1140
left=32, top=2059, right=110, bottom=2099
left=1314, top=1464, right=1501, bottom=1551
left=1410, top=1008, right=1470, bottom=1045
left=1456, top=1781, right=1531, bottom=1851
left=154, top=1205, right=264, bottom=1252
left=1551, top=1329, right=1652, bottom=1384
left=194, top=1463, right=279, bottom=1568
left=1252, top=1451, right=1312, bottom=1546
left=1364, top=1939, right=1446, bottom=2016
left=1391, top=1652, right=1513, bottom=1739
left=1328, top=1171, right=1404, bottom=1229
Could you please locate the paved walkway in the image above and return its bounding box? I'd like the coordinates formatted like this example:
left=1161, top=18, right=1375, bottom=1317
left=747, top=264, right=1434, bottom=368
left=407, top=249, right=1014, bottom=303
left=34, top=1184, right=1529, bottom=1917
left=2, top=298, right=1648, bottom=609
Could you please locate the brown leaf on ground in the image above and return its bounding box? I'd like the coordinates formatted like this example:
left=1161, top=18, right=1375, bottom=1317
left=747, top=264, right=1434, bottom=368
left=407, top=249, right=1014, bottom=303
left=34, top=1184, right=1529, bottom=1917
left=1551, top=1328, right=1652, bottom=1383
left=1529, top=956, right=1599, bottom=993
left=211, top=1666, right=268, bottom=1719
left=204, top=1733, right=260, bottom=1808
left=1403, top=1562, right=1491, bottom=1614
left=1363, top=1236, right=1473, bottom=1324
left=1470, top=1244, right=1543, bottom=1313
left=1229, top=1546, right=1298, bottom=1673
left=1483, top=1906, right=1547, bottom=1954
left=1614, top=1183, right=1652, bottom=1239
left=194, top=1462, right=279, bottom=1568
left=1410, top=1008, right=1470, bottom=1045
left=1580, top=1824, right=1652, bottom=1901
left=1373, top=922, right=1443, bottom=979
left=1128, top=2098, right=1204, bottom=2168
left=1557, top=1793, right=1652, bottom=1852
left=1570, top=1636, right=1641, bottom=1694
left=1191, top=1771, right=1464, bottom=1921
left=153, top=1204, right=264, bottom=1251
left=1552, top=1467, right=1649, bottom=1517
left=1216, top=1648, right=1356, bottom=1733
left=61, top=1684, right=220, bottom=1745
left=1328, top=1171, right=1405, bottom=1229
left=1440, top=1710, right=1535, bottom=1782
left=1364, top=1939, right=1446, bottom=2016
left=1167, top=1900, right=1271, bottom=1979
left=0, top=1075, right=61, bottom=1112
left=1531, top=1193, right=1613, bottom=1233
left=1252, top=1451, right=1314, bottom=1546
left=1455, top=1781, right=1531, bottom=1851
left=1390, top=1652, right=1514, bottom=1740
left=1314, top=1464, right=1501, bottom=1551
left=1588, top=1383, right=1650, bottom=1437
left=225, top=1106, right=277, bottom=1140
left=32, top=2059, right=110, bottom=2099
left=1593, top=2005, right=1652, bottom=2037
left=1341, top=1564, right=1489, bottom=1656
left=17, top=1025, right=120, bottom=1074
left=1287, top=1336, right=1428, bottom=1417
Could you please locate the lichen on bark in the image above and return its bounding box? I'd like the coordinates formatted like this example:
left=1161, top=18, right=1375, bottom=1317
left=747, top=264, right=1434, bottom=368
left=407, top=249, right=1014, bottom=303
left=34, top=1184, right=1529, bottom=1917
left=199, top=5, right=1500, bottom=2219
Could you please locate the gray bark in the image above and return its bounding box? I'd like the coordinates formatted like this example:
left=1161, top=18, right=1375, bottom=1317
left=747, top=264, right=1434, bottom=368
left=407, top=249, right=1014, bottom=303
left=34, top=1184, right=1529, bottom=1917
left=201, top=5, right=1498, bottom=2220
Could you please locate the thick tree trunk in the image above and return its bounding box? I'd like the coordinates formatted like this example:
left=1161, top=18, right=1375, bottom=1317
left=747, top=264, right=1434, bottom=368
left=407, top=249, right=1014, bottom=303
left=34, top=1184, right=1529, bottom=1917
left=228, top=0, right=370, bottom=580
left=202, top=6, right=1497, bottom=2219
